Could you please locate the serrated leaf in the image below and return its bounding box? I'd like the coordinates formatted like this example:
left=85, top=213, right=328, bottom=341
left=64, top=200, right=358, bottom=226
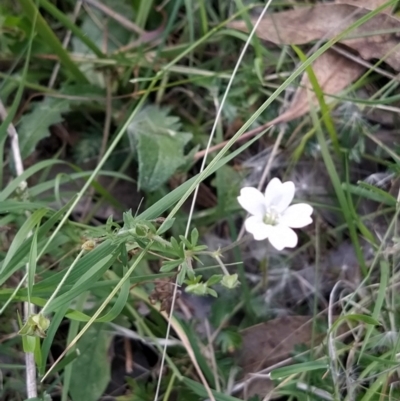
left=127, top=106, right=192, bottom=191
left=69, top=324, right=112, bottom=401
left=18, top=97, right=70, bottom=159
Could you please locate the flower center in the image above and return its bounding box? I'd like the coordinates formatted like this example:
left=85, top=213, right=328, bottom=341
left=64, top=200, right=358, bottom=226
left=263, top=207, right=280, bottom=226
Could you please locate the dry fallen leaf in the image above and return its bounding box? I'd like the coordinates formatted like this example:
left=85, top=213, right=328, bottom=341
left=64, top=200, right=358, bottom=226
left=236, top=316, right=320, bottom=400
left=268, top=49, right=365, bottom=125
left=194, top=1, right=396, bottom=159
left=336, top=0, right=392, bottom=11
left=229, top=3, right=400, bottom=70
left=237, top=315, right=349, bottom=400
left=239, top=316, right=318, bottom=373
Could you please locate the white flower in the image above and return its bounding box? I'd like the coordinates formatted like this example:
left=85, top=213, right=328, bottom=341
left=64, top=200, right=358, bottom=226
left=237, top=178, right=313, bottom=251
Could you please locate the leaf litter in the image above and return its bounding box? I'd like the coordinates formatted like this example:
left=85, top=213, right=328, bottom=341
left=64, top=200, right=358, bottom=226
left=229, top=3, right=400, bottom=70
left=218, top=0, right=400, bottom=153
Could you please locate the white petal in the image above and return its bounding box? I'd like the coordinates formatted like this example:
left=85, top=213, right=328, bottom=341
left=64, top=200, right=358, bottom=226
left=237, top=187, right=266, bottom=216
left=264, top=178, right=282, bottom=205
left=280, top=204, right=314, bottom=228
left=244, top=216, right=272, bottom=240
left=268, top=225, right=298, bottom=250
left=264, top=178, right=295, bottom=212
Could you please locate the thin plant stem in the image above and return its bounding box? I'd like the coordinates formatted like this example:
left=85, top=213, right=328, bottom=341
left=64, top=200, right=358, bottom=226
left=162, top=372, right=176, bottom=401
left=213, top=254, right=230, bottom=276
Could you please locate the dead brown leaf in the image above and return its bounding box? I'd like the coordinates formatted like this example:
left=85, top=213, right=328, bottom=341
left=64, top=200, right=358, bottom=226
left=236, top=316, right=319, bottom=400
left=239, top=316, right=318, bottom=374
left=236, top=315, right=350, bottom=400
left=336, top=0, right=392, bottom=11
left=229, top=3, right=400, bottom=70
left=269, top=49, right=365, bottom=125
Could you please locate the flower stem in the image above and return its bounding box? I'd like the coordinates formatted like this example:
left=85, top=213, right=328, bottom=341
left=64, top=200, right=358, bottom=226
left=213, top=254, right=230, bottom=276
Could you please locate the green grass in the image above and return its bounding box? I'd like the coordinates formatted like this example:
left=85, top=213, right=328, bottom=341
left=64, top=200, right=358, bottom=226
left=1, top=0, right=400, bottom=400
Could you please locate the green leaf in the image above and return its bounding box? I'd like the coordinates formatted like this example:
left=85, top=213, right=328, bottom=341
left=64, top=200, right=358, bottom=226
left=185, top=282, right=208, bottom=296
left=27, top=225, right=38, bottom=305
left=330, top=314, right=380, bottom=335
left=69, top=324, right=112, bottom=401
left=206, top=274, right=223, bottom=286
left=91, top=264, right=131, bottom=323
left=43, top=250, right=118, bottom=314
left=190, top=227, right=199, bottom=246
left=343, top=182, right=397, bottom=206
left=18, top=97, right=70, bottom=159
left=183, top=377, right=241, bottom=401
left=38, top=0, right=104, bottom=58
left=179, top=235, right=192, bottom=249
left=122, top=210, right=136, bottom=231
left=127, top=106, right=192, bottom=191
left=156, top=217, right=175, bottom=235
left=160, top=260, right=181, bottom=272
left=221, top=274, right=240, bottom=289
left=40, top=303, right=70, bottom=375
left=71, top=0, right=133, bottom=55
left=217, top=327, right=242, bottom=353
left=1, top=208, right=47, bottom=276
left=0, top=159, right=65, bottom=201
left=170, top=237, right=183, bottom=256
left=71, top=0, right=133, bottom=86
left=270, top=360, right=328, bottom=380
left=0, top=199, right=76, bottom=285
